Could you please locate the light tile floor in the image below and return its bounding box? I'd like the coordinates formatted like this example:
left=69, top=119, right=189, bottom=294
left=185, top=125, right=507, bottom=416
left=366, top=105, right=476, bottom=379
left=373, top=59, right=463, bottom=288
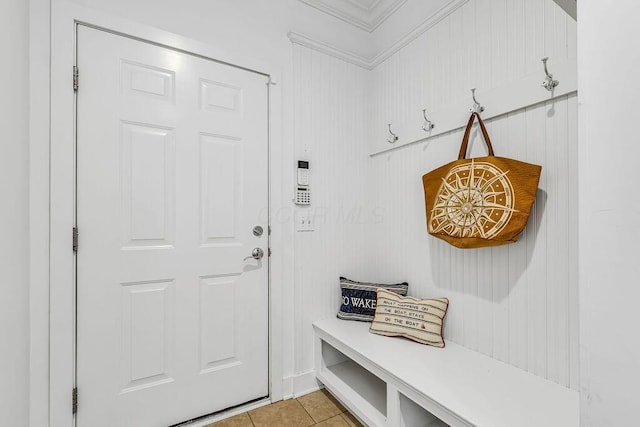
left=206, top=389, right=363, bottom=427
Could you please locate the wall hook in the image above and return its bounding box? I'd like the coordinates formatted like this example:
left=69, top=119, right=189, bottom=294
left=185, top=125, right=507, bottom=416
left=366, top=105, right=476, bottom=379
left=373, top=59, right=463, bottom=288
left=541, top=57, right=559, bottom=91
left=470, top=88, right=485, bottom=114
left=422, top=109, right=435, bottom=131
left=387, top=123, right=398, bottom=144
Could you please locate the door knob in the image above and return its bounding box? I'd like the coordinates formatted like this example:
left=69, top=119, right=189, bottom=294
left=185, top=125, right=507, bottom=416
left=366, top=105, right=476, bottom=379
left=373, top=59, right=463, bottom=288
left=251, top=247, right=264, bottom=259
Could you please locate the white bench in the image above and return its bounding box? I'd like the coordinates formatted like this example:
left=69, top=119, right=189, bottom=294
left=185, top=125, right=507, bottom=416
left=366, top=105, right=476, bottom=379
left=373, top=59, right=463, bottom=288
left=314, top=318, right=579, bottom=427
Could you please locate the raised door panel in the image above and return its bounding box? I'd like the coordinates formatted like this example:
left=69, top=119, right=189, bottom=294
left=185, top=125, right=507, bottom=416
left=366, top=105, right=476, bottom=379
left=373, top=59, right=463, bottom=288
left=120, top=279, right=176, bottom=394
left=199, top=133, right=242, bottom=244
left=120, top=122, right=176, bottom=248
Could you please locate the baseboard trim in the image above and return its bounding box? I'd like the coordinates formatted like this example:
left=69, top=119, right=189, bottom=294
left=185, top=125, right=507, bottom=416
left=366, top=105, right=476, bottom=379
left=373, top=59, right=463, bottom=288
left=282, top=370, right=322, bottom=399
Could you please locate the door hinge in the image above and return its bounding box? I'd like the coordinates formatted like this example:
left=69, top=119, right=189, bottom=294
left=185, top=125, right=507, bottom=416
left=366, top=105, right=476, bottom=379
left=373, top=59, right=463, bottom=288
left=72, top=227, right=79, bottom=253
left=72, top=387, right=78, bottom=414
left=268, top=247, right=272, bottom=257
left=73, top=66, right=79, bottom=91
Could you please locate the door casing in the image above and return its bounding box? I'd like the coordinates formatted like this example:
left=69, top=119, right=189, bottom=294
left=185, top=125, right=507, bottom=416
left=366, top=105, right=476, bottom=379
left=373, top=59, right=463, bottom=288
left=42, top=3, right=288, bottom=426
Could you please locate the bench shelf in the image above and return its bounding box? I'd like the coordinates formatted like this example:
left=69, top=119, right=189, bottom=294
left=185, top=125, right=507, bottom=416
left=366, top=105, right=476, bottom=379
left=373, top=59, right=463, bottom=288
left=314, top=318, right=579, bottom=427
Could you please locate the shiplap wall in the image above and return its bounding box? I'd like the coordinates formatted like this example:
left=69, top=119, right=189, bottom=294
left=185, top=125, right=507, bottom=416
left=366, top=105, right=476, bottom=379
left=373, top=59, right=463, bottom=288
left=292, top=44, right=372, bottom=376
left=368, top=0, right=577, bottom=153
left=291, top=0, right=578, bottom=391
left=367, top=0, right=578, bottom=390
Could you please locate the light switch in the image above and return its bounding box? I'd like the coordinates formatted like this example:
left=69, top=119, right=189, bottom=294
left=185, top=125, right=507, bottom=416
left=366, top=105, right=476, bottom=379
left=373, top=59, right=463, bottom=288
left=296, top=210, right=314, bottom=232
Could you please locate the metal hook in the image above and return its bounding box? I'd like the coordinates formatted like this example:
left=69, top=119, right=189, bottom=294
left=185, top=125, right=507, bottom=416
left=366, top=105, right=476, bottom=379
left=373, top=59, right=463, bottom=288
left=470, top=88, right=485, bottom=114
left=541, top=57, right=559, bottom=91
left=422, top=109, right=435, bottom=131
left=387, top=123, right=398, bottom=144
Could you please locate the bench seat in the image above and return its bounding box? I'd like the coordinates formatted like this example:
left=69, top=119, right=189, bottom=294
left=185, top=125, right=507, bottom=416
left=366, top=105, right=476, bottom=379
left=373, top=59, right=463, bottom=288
left=313, top=318, right=579, bottom=427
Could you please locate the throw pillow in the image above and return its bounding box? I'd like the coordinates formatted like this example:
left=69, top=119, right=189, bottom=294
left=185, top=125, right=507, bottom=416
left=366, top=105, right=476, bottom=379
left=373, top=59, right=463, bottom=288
left=369, top=288, right=449, bottom=347
left=337, top=277, right=409, bottom=322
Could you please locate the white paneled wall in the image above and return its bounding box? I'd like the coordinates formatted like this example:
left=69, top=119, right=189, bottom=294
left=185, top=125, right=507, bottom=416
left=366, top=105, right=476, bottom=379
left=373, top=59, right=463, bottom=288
left=292, top=45, right=372, bottom=376
left=367, top=0, right=578, bottom=390
left=291, top=0, right=577, bottom=391
left=368, top=97, right=578, bottom=389
left=368, top=0, right=576, bottom=153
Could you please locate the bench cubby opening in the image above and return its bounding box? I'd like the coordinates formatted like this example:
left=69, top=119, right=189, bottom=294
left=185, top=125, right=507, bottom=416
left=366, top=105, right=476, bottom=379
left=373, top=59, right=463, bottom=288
left=397, top=392, right=448, bottom=427
left=322, top=341, right=387, bottom=416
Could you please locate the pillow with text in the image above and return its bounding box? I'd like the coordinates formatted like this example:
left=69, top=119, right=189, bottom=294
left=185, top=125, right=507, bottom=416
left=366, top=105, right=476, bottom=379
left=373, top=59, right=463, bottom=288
left=369, top=288, right=449, bottom=348
left=337, top=277, right=409, bottom=322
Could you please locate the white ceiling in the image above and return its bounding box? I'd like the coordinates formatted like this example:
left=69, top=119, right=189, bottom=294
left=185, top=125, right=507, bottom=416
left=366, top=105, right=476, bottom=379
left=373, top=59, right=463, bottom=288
left=298, top=0, right=408, bottom=32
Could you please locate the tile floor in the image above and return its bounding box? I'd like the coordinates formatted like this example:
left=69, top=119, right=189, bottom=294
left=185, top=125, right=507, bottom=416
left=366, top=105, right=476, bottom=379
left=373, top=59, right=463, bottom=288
left=205, top=389, right=363, bottom=427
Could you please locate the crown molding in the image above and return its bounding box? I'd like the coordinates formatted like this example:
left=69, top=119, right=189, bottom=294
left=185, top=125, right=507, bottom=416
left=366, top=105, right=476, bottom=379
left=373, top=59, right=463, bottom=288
left=345, top=0, right=381, bottom=12
left=298, top=0, right=407, bottom=32
left=552, top=0, right=576, bottom=20
left=289, top=0, right=469, bottom=70
left=367, top=0, right=407, bottom=31
left=369, top=0, right=468, bottom=68
left=287, top=31, right=372, bottom=69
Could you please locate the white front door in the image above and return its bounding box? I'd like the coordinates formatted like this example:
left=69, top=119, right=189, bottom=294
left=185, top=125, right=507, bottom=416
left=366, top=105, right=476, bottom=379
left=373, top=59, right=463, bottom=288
left=76, top=25, right=269, bottom=427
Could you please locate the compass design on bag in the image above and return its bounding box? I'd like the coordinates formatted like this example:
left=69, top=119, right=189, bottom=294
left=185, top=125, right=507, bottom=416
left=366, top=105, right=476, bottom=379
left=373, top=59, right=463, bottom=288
left=429, top=160, right=517, bottom=239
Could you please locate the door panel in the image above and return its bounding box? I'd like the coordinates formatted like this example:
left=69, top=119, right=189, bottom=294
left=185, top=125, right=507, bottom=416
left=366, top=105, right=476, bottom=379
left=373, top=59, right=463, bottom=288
left=76, top=26, right=269, bottom=427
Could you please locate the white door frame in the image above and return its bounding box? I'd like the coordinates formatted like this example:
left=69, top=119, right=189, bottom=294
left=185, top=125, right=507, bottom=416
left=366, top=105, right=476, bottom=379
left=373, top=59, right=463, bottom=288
left=40, top=2, right=286, bottom=425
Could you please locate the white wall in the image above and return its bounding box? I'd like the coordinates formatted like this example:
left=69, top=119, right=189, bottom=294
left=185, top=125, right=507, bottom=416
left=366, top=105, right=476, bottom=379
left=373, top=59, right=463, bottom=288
left=0, top=0, right=30, bottom=423
left=30, top=0, right=51, bottom=424
left=578, top=1, right=640, bottom=424
left=291, top=44, right=371, bottom=381
left=365, top=0, right=579, bottom=389
left=286, top=0, right=580, bottom=391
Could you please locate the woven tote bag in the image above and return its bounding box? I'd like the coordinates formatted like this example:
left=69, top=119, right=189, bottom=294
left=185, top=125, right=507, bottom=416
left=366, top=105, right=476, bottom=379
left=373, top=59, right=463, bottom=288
left=422, top=113, right=541, bottom=249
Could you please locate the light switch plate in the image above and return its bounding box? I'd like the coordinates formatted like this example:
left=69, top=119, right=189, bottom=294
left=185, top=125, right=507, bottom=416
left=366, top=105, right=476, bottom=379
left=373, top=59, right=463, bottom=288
left=296, top=210, right=314, bottom=232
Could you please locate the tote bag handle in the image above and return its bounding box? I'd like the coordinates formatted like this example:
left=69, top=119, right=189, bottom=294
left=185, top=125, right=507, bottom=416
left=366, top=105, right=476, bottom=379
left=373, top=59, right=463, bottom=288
left=458, top=112, right=495, bottom=159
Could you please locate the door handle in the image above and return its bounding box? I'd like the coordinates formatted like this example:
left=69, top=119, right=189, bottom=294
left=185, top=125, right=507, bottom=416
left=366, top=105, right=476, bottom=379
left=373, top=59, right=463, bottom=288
left=251, top=247, right=264, bottom=260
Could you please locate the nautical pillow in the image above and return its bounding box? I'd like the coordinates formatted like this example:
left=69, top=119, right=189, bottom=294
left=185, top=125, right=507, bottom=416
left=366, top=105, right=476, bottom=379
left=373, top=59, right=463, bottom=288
left=337, top=277, right=409, bottom=322
left=369, top=288, right=449, bottom=348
